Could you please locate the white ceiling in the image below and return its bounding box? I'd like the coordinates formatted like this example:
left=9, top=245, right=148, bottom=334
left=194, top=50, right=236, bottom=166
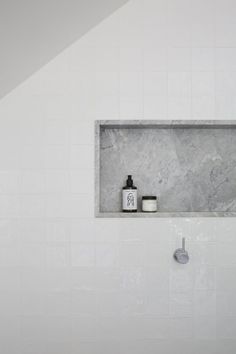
left=0, top=0, right=128, bottom=99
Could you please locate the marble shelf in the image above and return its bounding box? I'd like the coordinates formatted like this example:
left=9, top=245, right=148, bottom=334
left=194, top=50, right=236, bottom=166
left=95, top=120, right=236, bottom=218
left=96, top=212, right=236, bottom=218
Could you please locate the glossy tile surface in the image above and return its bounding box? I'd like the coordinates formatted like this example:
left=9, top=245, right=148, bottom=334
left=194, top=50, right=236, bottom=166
left=0, top=0, right=236, bottom=353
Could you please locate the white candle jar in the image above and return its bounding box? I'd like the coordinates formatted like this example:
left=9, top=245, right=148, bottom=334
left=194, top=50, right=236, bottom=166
left=142, top=196, right=157, bottom=212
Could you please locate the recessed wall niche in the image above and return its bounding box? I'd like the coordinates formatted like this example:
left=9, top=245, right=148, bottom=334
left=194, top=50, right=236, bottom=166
left=95, top=120, right=236, bottom=217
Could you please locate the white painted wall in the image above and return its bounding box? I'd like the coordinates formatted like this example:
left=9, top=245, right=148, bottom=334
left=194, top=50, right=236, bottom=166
left=0, top=0, right=236, bottom=353
left=0, top=0, right=128, bottom=99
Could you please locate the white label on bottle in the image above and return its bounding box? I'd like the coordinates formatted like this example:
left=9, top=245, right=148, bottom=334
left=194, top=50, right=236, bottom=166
left=122, top=190, right=137, bottom=210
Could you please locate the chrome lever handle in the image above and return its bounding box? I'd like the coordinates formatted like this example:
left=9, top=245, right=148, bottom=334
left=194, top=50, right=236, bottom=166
left=182, top=237, right=185, bottom=251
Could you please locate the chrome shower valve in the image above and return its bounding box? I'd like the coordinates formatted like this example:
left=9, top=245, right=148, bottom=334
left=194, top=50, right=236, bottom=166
left=173, top=237, right=189, bottom=264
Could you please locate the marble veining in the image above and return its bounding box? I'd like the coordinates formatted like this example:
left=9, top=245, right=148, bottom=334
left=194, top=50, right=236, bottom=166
left=95, top=121, right=236, bottom=216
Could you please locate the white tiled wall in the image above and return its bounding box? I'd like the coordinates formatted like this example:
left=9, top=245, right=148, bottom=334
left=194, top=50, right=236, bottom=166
left=0, top=0, right=236, bottom=353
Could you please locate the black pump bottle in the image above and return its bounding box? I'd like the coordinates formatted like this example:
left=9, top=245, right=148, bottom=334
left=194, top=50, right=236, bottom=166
left=122, top=175, right=137, bottom=212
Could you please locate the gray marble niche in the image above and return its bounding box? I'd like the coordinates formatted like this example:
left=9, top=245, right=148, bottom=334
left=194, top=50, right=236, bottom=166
left=95, top=120, right=236, bottom=217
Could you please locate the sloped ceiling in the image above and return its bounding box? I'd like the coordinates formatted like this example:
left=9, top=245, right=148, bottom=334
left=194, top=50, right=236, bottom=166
left=0, top=0, right=128, bottom=99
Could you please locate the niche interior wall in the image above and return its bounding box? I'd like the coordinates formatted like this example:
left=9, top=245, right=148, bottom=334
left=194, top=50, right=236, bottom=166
left=96, top=120, right=236, bottom=217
